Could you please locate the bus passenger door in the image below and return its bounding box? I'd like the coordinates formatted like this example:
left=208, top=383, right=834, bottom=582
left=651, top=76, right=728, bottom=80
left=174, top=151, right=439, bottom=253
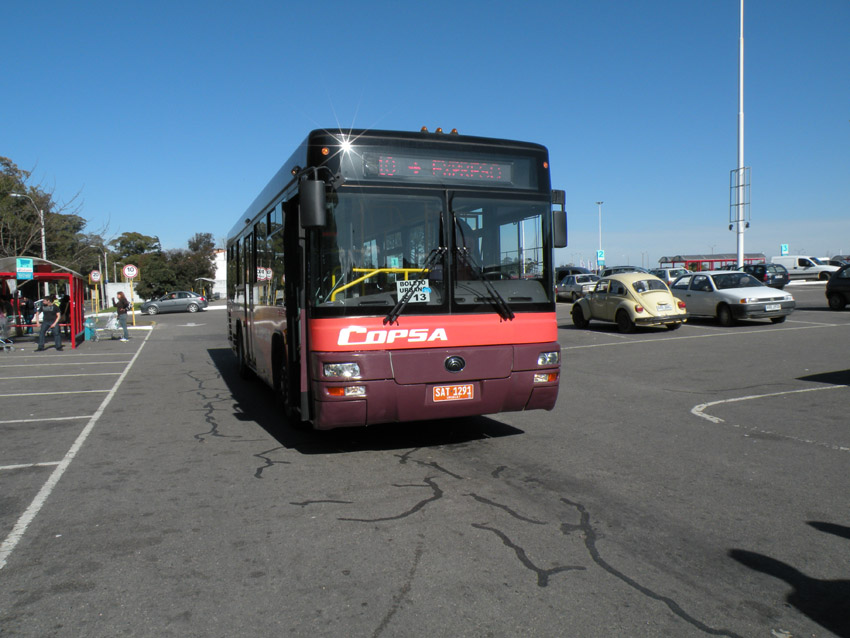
left=243, top=233, right=255, bottom=365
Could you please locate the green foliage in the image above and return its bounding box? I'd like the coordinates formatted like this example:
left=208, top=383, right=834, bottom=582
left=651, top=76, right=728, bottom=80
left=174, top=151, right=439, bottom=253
left=110, top=232, right=162, bottom=260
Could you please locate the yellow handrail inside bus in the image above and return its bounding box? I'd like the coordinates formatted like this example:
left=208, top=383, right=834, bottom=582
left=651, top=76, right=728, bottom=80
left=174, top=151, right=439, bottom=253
left=330, top=268, right=429, bottom=301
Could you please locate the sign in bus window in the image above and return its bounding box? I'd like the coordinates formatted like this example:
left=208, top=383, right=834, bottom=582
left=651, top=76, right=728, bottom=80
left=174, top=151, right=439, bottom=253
left=396, top=279, right=430, bottom=303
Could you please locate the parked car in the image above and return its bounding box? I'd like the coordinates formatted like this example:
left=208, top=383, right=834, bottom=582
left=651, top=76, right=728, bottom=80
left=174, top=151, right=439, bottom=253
left=770, top=255, right=838, bottom=280
left=556, top=274, right=599, bottom=302
left=571, top=272, right=687, bottom=333
left=826, top=264, right=850, bottom=310
left=598, top=265, right=648, bottom=278
left=649, top=267, right=689, bottom=286
left=670, top=271, right=794, bottom=326
left=741, top=263, right=790, bottom=289
left=556, top=266, right=592, bottom=281
left=140, top=291, right=208, bottom=315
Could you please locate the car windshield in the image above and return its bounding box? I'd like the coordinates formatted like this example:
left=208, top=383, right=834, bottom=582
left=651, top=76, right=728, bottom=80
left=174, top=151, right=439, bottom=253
left=632, top=279, right=668, bottom=294
left=710, top=273, right=762, bottom=289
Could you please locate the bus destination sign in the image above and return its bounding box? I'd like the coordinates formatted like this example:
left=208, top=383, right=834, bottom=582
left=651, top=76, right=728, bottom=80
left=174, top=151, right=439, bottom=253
left=364, top=153, right=513, bottom=183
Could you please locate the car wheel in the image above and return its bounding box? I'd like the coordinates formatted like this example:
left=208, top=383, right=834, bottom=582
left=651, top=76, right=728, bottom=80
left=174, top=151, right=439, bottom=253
left=819, top=272, right=831, bottom=281
left=187, top=303, right=199, bottom=313
left=770, top=316, right=786, bottom=324
left=827, top=293, right=846, bottom=311
left=570, top=292, right=578, bottom=303
left=616, top=310, right=635, bottom=334
left=571, top=305, right=590, bottom=329
left=665, top=322, right=681, bottom=330
left=146, top=306, right=159, bottom=315
left=717, top=304, right=735, bottom=327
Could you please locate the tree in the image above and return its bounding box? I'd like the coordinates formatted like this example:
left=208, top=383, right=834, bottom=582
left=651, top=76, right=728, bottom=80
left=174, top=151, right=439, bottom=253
left=110, top=232, right=161, bottom=260
left=1, top=156, right=87, bottom=262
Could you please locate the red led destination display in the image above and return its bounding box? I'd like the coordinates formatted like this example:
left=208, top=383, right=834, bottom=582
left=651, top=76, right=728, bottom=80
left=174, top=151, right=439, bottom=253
left=364, top=153, right=513, bottom=183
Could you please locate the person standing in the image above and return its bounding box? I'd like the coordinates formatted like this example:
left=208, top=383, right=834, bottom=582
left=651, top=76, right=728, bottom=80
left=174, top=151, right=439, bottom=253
left=112, top=291, right=130, bottom=341
left=21, top=295, right=35, bottom=334
left=36, top=294, right=63, bottom=352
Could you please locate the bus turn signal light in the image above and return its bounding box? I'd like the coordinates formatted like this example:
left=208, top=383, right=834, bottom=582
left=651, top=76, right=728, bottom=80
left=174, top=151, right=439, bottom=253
left=327, top=386, right=366, bottom=397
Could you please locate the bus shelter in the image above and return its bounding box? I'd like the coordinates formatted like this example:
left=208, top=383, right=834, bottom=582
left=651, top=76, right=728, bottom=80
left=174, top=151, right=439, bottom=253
left=0, top=256, right=87, bottom=349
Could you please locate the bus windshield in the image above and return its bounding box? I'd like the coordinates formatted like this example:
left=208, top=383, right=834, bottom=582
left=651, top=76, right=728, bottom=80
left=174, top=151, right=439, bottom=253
left=312, top=191, right=553, bottom=314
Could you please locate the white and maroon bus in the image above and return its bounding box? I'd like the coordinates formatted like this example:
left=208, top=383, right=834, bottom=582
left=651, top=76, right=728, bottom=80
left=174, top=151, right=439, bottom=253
left=227, top=128, right=567, bottom=429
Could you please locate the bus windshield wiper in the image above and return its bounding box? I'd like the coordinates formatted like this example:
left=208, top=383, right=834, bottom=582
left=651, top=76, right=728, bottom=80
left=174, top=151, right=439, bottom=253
left=383, top=247, right=446, bottom=325
left=453, top=218, right=514, bottom=321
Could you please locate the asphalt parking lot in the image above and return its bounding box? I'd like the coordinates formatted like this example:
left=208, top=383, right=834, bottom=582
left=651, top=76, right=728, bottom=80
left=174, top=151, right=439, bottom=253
left=1, top=288, right=848, bottom=637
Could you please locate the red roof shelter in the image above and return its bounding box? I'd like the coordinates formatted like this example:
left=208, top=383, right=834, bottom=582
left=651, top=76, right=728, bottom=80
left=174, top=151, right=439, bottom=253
left=1, top=256, right=87, bottom=349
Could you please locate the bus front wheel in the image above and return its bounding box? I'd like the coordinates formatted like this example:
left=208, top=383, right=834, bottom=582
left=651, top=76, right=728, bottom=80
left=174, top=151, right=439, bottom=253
left=236, top=330, right=252, bottom=379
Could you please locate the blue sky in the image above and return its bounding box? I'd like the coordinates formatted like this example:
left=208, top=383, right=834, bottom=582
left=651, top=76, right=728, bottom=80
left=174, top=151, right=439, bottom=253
left=4, top=1, right=849, bottom=268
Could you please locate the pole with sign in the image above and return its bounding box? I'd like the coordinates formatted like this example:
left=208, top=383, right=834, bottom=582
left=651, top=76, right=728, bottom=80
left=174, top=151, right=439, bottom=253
left=122, top=264, right=139, bottom=326
left=90, top=270, right=102, bottom=315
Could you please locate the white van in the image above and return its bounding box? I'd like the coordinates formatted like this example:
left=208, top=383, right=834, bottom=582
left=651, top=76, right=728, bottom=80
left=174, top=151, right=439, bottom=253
left=770, top=255, right=838, bottom=280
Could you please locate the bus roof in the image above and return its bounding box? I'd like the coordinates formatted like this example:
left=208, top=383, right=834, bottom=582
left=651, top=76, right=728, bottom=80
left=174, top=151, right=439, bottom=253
left=228, top=129, right=549, bottom=242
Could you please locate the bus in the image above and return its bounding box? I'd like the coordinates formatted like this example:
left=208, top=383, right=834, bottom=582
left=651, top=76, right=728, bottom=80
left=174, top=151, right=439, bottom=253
left=226, top=128, right=567, bottom=429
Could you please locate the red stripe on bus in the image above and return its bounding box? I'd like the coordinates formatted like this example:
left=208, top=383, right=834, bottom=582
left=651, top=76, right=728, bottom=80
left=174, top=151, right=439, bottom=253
left=309, top=313, right=557, bottom=352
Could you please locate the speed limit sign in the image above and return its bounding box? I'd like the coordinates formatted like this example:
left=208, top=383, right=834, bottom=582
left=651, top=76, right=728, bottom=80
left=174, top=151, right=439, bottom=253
left=123, top=264, right=139, bottom=280
left=90, top=269, right=102, bottom=283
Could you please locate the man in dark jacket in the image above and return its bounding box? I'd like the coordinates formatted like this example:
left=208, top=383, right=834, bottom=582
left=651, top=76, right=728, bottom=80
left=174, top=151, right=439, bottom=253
left=36, top=294, right=63, bottom=352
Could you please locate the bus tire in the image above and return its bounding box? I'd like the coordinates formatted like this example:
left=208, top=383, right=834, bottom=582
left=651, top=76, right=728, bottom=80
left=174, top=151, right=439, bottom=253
left=236, top=329, right=252, bottom=379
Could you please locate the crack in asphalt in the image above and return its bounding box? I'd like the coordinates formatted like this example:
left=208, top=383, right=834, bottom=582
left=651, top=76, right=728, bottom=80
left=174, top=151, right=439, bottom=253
left=371, top=542, right=423, bottom=638
left=338, top=477, right=443, bottom=522
left=559, top=497, right=744, bottom=638
left=466, top=493, right=547, bottom=525
left=472, top=522, right=585, bottom=587
left=395, top=448, right=464, bottom=479
left=252, top=446, right=291, bottom=478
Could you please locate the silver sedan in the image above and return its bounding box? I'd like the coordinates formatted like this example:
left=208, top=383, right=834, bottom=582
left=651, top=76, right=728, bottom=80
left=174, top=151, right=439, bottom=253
left=556, top=274, right=600, bottom=302
left=670, top=271, right=795, bottom=326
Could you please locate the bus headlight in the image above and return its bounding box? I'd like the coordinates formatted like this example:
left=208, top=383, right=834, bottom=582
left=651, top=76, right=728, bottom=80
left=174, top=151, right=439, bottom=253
left=323, top=362, right=361, bottom=378
left=537, top=351, right=560, bottom=366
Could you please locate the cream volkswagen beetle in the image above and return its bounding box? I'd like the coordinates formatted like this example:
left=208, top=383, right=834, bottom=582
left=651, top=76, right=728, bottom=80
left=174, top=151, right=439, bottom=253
left=571, top=272, right=688, bottom=333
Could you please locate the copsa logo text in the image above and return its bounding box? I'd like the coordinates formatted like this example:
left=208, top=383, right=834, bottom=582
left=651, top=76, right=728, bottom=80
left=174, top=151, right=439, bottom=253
left=337, top=326, right=448, bottom=346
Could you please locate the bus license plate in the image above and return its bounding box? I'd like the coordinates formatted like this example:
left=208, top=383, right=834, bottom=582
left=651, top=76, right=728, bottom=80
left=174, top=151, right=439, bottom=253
left=433, top=384, right=474, bottom=402
left=765, top=303, right=780, bottom=311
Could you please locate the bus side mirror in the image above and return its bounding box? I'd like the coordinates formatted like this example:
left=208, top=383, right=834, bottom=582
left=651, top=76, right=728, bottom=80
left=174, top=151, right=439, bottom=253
left=553, top=210, right=567, bottom=248
left=300, top=179, right=327, bottom=227
left=551, top=189, right=567, bottom=248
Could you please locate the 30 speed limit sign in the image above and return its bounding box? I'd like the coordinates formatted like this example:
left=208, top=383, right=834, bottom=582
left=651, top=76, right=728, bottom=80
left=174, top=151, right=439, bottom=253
left=123, top=264, right=139, bottom=280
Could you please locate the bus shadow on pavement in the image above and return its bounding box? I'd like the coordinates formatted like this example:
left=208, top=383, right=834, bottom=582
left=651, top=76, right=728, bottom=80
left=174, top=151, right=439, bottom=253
left=208, top=348, right=524, bottom=454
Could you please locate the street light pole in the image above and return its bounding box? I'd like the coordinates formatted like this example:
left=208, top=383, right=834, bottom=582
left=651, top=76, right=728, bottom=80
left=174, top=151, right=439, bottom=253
left=10, top=192, right=48, bottom=295
left=595, top=202, right=604, bottom=268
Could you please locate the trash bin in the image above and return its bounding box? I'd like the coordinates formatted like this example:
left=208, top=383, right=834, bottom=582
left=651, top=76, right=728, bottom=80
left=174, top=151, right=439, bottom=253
left=84, top=317, right=96, bottom=341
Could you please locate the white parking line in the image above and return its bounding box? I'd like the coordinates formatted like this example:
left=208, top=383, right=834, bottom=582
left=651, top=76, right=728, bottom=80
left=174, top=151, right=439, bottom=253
left=691, top=385, right=850, bottom=452
left=0, top=373, right=122, bottom=380
left=563, top=321, right=842, bottom=350
left=0, top=331, right=151, bottom=571
left=0, top=415, right=91, bottom=425
left=1, top=361, right=132, bottom=368
left=0, top=462, right=61, bottom=472
left=0, top=390, right=110, bottom=398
